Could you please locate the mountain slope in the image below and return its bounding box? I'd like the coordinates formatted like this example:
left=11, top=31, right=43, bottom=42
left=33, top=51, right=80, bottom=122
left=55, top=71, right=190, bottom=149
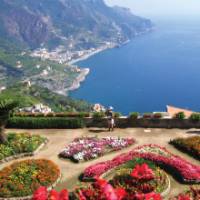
left=0, top=0, right=153, bottom=49
left=0, top=84, right=91, bottom=112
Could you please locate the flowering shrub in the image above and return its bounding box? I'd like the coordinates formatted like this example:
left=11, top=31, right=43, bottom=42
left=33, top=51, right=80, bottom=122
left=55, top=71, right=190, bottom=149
left=83, top=144, right=200, bottom=183
left=170, top=136, right=200, bottom=160
left=59, top=137, right=135, bottom=162
left=0, top=159, right=60, bottom=198
left=0, top=133, right=45, bottom=161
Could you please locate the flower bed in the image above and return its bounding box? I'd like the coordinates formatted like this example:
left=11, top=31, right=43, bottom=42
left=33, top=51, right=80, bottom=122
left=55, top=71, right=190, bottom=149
left=170, top=136, right=200, bottom=160
left=103, top=158, right=170, bottom=198
left=83, top=144, right=200, bottom=183
left=169, top=186, right=200, bottom=200
left=0, top=159, right=60, bottom=198
left=59, top=137, right=135, bottom=162
left=0, top=133, right=46, bottom=162
left=33, top=178, right=162, bottom=200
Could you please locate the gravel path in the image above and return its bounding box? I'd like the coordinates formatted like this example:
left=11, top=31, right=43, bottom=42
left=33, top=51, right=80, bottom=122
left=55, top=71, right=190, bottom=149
left=2, top=128, right=200, bottom=198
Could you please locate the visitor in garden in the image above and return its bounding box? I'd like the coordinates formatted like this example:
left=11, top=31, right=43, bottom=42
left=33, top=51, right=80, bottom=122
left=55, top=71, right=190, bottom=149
left=106, top=106, right=115, bottom=131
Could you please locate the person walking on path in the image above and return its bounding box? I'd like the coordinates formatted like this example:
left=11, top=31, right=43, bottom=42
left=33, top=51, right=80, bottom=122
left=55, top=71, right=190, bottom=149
left=105, top=106, right=115, bottom=131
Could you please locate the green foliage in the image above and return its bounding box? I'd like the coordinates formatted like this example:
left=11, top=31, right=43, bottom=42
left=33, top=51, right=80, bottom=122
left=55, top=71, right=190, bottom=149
left=0, top=99, right=18, bottom=115
left=190, top=113, right=200, bottom=121
left=92, top=112, right=105, bottom=120
left=0, top=133, right=45, bottom=161
left=121, top=158, right=156, bottom=170
left=129, top=112, right=139, bottom=119
left=8, top=117, right=85, bottom=129
left=14, top=112, right=90, bottom=118
left=114, top=112, right=122, bottom=118
left=175, top=112, right=185, bottom=120
left=0, top=84, right=91, bottom=112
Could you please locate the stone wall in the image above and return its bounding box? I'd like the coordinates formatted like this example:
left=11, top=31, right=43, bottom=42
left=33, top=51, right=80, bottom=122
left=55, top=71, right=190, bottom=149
left=84, top=117, right=200, bottom=129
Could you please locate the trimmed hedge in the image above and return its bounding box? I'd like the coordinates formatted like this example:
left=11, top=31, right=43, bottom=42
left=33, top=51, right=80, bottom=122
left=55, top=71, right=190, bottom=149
left=7, top=117, right=85, bottom=129
left=14, top=112, right=90, bottom=118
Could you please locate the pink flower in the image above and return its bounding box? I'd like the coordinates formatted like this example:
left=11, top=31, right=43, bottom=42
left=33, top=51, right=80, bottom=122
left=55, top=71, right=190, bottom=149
left=32, top=187, right=48, bottom=200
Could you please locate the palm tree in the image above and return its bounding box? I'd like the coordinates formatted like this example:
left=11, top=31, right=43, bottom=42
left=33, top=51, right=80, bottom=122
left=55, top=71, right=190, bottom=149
left=0, top=99, right=18, bottom=143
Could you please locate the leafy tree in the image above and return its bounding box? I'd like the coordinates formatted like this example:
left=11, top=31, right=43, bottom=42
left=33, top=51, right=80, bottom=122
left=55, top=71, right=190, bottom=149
left=0, top=99, right=18, bottom=143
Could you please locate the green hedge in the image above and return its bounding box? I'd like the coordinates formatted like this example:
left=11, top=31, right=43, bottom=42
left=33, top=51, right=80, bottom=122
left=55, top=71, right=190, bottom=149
left=7, top=117, right=85, bottom=129
left=13, top=112, right=90, bottom=118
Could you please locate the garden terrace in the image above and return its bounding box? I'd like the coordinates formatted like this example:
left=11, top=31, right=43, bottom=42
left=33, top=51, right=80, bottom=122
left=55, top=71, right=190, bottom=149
left=1, top=128, right=200, bottom=199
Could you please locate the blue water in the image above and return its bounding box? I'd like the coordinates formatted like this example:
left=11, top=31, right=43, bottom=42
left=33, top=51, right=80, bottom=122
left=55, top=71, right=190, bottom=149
left=71, top=19, right=200, bottom=114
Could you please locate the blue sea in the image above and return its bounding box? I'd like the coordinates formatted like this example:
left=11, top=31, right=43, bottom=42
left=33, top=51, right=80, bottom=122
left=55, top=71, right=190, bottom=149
left=71, top=18, right=200, bottom=114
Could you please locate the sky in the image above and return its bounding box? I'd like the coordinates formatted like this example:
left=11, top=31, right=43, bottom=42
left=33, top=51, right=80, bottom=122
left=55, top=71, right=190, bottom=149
left=105, top=0, right=200, bottom=18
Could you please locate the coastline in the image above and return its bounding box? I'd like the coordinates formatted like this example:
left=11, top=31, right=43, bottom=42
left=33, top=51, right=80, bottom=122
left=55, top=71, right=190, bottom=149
left=65, top=28, right=153, bottom=96
left=67, top=68, right=90, bottom=92
left=68, top=44, right=115, bottom=65
left=63, top=44, right=117, bottom=95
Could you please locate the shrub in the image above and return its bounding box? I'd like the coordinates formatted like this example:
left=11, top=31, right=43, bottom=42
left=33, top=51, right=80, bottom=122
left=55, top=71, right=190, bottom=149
left=129, top=112, right=139, bottom=119
left=7, top=117, right=84, bottom=129
left=153, top=113, right=162, bottom=119
left=190, top=113, right=200, bottom=121
left=114, top=112, right=122, bottom=118
left=174, top=112, right=185, bottom=120
left=143, top=113, right=152, bottom=119
left=92, top=112, right=105, bottom=120
left=14, top=112, right=90, bottom=118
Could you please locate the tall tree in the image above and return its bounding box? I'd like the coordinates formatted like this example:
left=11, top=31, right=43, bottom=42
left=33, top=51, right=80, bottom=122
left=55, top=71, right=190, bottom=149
left=0, top=99, right=18, bottom=143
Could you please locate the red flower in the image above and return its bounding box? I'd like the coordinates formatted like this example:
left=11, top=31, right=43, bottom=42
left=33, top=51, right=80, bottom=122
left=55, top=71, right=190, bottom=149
left=59, top=189, right=69, bottom=200
left=49, top=190, right=59, bottom=200
left=131, top=163, right=154, bottom=181
left=145, top=192, right=162, bottom=200
left=115, top=188, right=127, bottom=200
left=32, top=186, right=48, bottom=200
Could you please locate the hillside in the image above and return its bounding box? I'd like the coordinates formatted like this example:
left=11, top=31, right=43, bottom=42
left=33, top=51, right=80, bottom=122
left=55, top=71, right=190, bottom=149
left=0, top=84, right=91, bottom=112
left=0, top=0, right=153, bottom=49
left=0, top=0, right=153, bottom=103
